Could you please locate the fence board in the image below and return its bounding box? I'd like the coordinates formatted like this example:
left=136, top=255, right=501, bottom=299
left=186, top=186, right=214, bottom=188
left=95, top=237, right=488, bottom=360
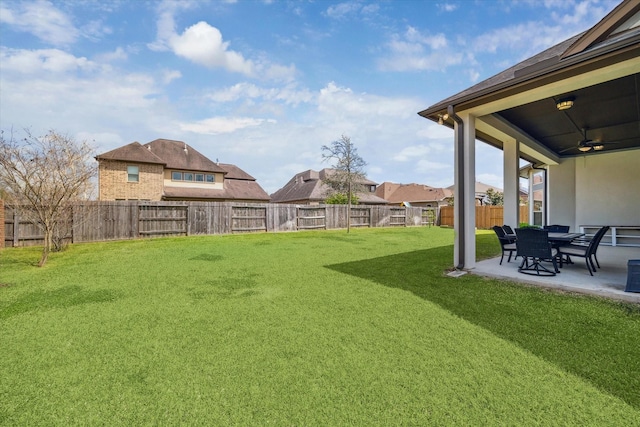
left=439, top=205, right=530, bottom=229
left=297, top=206, right=326, bottom=230
left=4, top=201, right=444, bottom=247
left=232, top=205, right=267, bottom=232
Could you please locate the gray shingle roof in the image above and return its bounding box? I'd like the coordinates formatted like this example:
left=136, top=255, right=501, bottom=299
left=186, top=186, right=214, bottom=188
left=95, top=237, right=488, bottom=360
left=163, top=180, right=270, bottom=201
left=143, top=139, right=227, bottom=173
left=377, top=183, right=452, bottom=204
left=271, top=168, right=387, bottom=204
left=95, top=141, right=166, bottom=165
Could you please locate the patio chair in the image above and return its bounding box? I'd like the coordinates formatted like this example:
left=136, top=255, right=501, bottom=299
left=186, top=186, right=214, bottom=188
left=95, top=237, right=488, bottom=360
left=492, top=225, right=517, bottom=265
left=557, top=226, right=610, bottom=276
left=502, top=225, right=515, bottom=235
left=515, top=228, right=559, bottom=276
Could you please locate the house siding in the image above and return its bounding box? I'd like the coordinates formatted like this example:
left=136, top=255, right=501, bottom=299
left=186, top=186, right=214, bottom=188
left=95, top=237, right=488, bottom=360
left=99, top=160, right=164, bottom=201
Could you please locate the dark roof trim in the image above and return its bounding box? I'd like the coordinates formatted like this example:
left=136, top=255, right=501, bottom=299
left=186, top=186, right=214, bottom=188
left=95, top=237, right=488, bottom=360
left=561, top=0, right=640, bottom=59
left=419, top=34, right=640, bottom=120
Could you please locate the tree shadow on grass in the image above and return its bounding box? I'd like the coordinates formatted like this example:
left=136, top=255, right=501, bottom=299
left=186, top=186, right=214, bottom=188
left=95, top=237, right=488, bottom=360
left=326, top=244, right=640, bottom=409
left=0, top=286, right=120, bottom=320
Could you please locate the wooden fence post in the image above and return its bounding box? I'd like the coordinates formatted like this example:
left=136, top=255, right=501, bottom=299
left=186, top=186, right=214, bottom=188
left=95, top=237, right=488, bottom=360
left=13, top=210, right=19, bottom=247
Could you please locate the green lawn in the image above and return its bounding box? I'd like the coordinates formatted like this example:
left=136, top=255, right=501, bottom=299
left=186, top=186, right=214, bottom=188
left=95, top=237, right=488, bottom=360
left=1, top=227, right=639, bottom=425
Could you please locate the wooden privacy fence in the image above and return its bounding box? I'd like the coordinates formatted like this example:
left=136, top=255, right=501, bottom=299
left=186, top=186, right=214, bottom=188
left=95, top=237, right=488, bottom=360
left=439, top=205, right=529, bottom=229
left=3, top=201, right=439, bottom=248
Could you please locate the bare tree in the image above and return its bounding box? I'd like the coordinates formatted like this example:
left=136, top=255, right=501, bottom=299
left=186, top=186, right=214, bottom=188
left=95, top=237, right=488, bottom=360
left=321, top=135, right=367, bottom=233
left=0, top=129, right=96, bottom=266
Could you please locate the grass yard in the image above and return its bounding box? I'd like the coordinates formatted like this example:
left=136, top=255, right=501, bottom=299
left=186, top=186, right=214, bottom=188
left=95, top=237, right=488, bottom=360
left=1, top=227, right=639, bottom=425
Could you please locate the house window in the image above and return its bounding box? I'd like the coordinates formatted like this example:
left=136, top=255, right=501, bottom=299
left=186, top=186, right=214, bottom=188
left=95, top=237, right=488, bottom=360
left=171, top=170, right=215, bottom=183
left=370, top=185, right=376, bottom=192
left=127, top=166, right=139, bottom=182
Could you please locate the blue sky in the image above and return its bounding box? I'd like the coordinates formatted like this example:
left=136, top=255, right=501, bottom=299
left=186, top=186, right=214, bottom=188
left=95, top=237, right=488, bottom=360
left=0, top=0, right=619, bottom=194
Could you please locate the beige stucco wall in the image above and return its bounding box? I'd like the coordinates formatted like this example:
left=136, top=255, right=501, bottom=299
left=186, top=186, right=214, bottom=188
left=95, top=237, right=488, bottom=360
left=575, top=149, right=640, bottom=227
left=548, top=157, right=576, bottom=228
left=98, top=160, right=164, bottom=200
left=548, top=149, right=640, bottom=229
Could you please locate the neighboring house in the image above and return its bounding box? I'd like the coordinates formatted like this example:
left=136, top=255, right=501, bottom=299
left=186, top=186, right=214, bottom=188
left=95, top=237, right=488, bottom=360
left=445, top=181, right=503, bottom=206
left=95, top=139, right=270, bottom=202
left=375, top=182, right=452, bottom=208
left=270, top=168, right=388, bottom=205
left=418, top=0, right=640, bottom=268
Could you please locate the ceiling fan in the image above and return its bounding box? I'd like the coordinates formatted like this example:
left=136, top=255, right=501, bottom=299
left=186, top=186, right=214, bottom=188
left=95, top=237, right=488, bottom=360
left=560, top=128, right=612, bottom=154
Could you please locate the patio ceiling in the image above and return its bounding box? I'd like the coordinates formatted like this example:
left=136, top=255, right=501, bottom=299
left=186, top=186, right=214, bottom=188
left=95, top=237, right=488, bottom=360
left=494, top=72, right=640, bottom=158
left=419, top=0, right=640, bottom=165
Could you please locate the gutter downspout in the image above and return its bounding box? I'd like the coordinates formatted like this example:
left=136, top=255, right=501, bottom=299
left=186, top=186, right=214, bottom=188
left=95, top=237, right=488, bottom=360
left=448, top=105, right=465, bottom=270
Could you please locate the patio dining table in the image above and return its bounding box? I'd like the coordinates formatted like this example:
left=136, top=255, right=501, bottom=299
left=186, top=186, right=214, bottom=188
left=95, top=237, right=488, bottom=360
left=547, top=232, right=585, bottom=243
left=504, top=231, right=585, bottom=245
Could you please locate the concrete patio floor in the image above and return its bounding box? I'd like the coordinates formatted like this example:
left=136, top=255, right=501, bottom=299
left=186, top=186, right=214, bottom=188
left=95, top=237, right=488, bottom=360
left=473, top=245, right=640, bottom=303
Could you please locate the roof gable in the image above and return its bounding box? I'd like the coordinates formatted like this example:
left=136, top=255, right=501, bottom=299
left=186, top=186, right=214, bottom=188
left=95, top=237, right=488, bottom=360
left=561, top=0, right=640, bottom=59
left=218, top=163, right=256, bottom=181
left=271, top=168, right=386, bottom=204
left=96, top=141, right=165, bottom=165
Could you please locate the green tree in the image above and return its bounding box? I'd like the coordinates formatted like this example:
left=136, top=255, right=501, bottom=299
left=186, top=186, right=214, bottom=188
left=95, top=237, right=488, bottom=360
left=325, top=192, right=359, bottom=205
left=321, top=135, right=367, bottom=233
left=485, top=188, right=504, bottom=206
left=0, top=129, right=96, bottom=266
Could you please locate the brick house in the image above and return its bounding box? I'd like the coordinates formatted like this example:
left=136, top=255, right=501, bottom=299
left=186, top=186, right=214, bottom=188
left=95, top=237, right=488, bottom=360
left=270, top=168, right=388, bottom=205
left=375, top=182, right=452, bottom=208
left=95, top=139, right=270, bottom=202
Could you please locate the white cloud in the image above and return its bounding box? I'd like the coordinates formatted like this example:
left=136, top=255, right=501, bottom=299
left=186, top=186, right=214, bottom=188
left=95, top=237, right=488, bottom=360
left=179, top=117, right=277, bottom=135
left=0, top=0, right=111, bottom=46
left=148, top=4, right=295, bottom=81
left=0, top=48, right=96, bottom=74
left=415, top=159, right=450, bottom=173
left=207, top=82, right=314, bottom=105
left=377, top=27, right=462, bottom=72
left=162, top=69, right=182, bottom=84
left=438, top=3, right=458, bottom=12
left=170, top=21, right=255, bottom=75
left=0, top=0, right=79, bottom=45
left=325, top=2, right=362, bottom=19
left=95, top=47, right=128, bottom=62
left=393, top=145, right=432, bottom=162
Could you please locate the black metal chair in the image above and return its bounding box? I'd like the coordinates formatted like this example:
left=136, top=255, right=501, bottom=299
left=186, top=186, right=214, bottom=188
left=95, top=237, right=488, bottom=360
left=557, top=226, right=610, bottom=276
left=492, top=225, right=517, bottom=265
left=502, top=225, right=515, bottom=235
left=515, top=228, right=559, bottom=276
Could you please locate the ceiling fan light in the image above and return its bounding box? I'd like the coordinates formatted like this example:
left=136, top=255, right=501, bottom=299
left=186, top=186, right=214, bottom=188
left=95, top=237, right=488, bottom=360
left=578, top=145, right=592, bottom=152
left=593, top=144, right=604, bottom=150
left=556, top=97, right=574, bottom=110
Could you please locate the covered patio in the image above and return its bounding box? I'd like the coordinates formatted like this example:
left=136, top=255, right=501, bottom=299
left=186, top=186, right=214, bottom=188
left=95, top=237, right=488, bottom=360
left=475, top=245, right=640, bottom=303
left=419, top=0, right=640, bottom=299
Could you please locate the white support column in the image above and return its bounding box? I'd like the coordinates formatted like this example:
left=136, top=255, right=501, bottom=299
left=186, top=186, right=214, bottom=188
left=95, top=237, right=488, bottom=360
left=462, top=114, right=476, bottom=269
left=503, top=138, right=520, bottom=228
left=453, top=112, right=476, bottom=270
